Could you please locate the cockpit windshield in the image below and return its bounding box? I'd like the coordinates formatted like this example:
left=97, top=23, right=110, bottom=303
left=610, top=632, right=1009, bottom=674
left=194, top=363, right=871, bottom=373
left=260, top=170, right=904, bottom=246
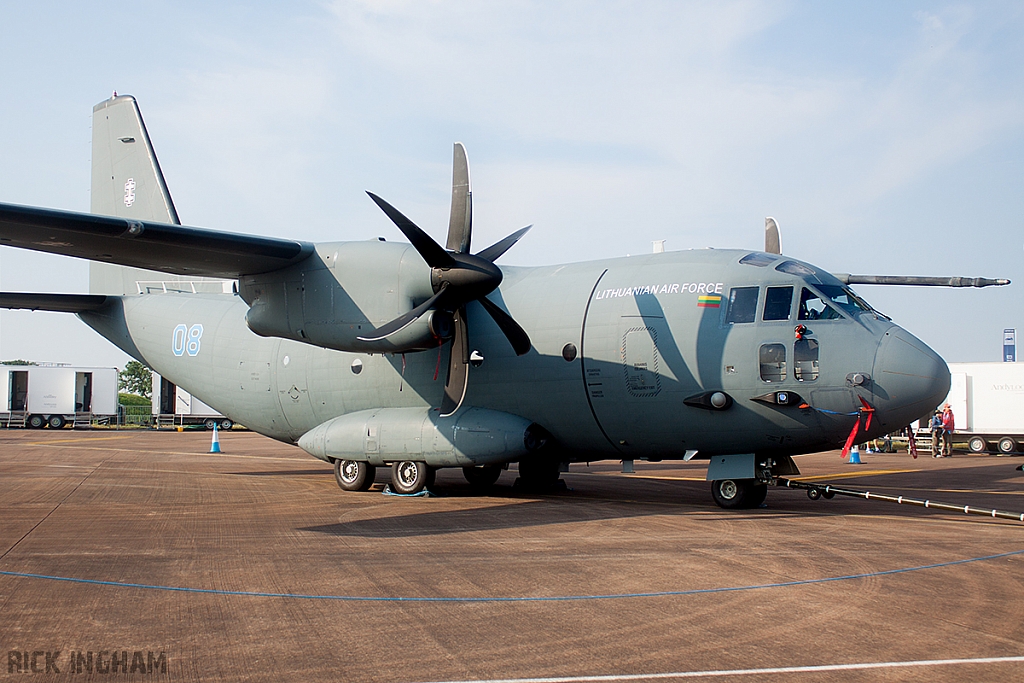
left=798, top=288, right=842, bottom=321
left=814, top=284, right=874, bottom=316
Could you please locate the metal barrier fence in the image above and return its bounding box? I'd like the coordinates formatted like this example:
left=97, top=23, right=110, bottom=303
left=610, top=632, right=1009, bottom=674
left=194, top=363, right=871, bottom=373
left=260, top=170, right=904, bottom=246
left=119, top=404, right=153, bottom=427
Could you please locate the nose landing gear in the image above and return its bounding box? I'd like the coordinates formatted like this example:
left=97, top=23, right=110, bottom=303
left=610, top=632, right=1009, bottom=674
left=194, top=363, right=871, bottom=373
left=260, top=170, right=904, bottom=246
left=710, top=479, right=768, bottom=509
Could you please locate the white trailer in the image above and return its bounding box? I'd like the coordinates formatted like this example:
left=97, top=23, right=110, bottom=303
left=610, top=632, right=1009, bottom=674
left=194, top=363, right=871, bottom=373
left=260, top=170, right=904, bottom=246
left=944, top=362, right=1024, bottom=454
left=1, top=365, right=118, bottom=428
left=151, top=372, right=232, bottom=430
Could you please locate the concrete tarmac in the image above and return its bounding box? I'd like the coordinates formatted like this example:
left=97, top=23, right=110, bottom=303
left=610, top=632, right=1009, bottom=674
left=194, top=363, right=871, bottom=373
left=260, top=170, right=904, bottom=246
left=1, top=429, right=1023, bottom=682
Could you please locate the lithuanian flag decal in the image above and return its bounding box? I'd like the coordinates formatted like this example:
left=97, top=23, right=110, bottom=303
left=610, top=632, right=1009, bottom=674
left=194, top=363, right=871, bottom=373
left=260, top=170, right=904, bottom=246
left=697, top=294, right=722, bottom=308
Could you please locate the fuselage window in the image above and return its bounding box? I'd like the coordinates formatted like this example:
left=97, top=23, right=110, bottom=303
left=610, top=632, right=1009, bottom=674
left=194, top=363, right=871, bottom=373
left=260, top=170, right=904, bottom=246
left=739, top=252, right=777, bottom=267
left=794, top=337, right=819, bottom=381
left=798, top=288, right=842, bottom=321
left=759, top=343, right=787, bottom=382
left=726, top=287, right=759, bottom=324
left=763, top=286, right=794, bottom=321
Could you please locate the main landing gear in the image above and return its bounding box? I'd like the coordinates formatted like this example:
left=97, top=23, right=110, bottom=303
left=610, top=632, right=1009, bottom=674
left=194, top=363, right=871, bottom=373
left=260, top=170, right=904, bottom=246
left=710, top=479, right=768, bottom=509
left=390, top=460, right=436, bottom=495
left=333, top=459, right=376, bottom=491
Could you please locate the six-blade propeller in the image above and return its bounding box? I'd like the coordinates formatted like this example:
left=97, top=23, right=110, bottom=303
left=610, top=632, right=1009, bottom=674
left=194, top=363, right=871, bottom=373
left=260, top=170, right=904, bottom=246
left=362, top=143, right=532, bottom=416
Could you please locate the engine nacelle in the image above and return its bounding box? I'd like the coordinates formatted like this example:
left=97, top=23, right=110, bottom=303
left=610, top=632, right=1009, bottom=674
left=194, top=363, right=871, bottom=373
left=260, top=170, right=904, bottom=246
left=240, top=240, right=448, bottom=353
left=297, top=407, right=538, bottom=468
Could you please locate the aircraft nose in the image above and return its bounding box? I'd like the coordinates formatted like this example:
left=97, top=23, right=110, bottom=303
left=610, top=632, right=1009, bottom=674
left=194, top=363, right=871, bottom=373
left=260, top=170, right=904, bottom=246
left=871, top=327, right=951, bottom=429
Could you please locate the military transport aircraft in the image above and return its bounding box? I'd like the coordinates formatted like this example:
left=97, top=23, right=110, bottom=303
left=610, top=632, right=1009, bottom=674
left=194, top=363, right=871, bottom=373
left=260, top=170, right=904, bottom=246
left=0, top=95, right=1009, bottom=508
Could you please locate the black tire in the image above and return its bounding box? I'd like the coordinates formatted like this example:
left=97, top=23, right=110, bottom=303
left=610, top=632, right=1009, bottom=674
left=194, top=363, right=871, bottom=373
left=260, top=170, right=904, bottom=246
left=27, top=414, right=45, bottom=429
left=807, top=487, right=821, bottom=501
left=219, top=419, right=233, bottom=431
left=747, top=483, right=768, bottom=508
left=204, top=418, right=217, bottom=430
left=998, top=437, right=1017, bottom=454
left=711, top=479, right=765, bottom=509
left=391, top=461, right=430, bottom=494
left=334, top=459, right=376, bottom=492
left=47, top=415, right=66, bottom=429
left=968, top=436, right=987, bottom=453
left=463, top=465, right=502, bottom=488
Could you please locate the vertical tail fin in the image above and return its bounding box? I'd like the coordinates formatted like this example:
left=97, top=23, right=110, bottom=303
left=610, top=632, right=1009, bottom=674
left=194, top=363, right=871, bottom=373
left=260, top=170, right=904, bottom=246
left=90, top=94, right=179, bottom=224
left=89, top=95, right=232, bottom=296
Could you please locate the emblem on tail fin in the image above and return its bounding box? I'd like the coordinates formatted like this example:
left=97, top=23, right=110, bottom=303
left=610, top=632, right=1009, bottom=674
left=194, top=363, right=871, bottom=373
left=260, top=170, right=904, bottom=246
left=124, top=178, right=136, bottom=207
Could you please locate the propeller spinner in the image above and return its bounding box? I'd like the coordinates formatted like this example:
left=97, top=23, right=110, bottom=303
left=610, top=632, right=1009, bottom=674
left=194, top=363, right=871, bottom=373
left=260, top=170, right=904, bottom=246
left=362, top=143, right=532, bottom=416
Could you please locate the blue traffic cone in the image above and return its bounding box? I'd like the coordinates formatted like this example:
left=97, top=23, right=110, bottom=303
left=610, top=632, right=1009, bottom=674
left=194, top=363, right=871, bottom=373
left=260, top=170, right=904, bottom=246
left=210, top=423, right=221, bottom=453
left=848, top=444, right=862, bottom=464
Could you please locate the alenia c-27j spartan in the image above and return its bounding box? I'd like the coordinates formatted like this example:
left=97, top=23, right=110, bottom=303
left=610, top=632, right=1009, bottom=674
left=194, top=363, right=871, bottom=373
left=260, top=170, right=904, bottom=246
left=0, top=95, right=1008, bottom=507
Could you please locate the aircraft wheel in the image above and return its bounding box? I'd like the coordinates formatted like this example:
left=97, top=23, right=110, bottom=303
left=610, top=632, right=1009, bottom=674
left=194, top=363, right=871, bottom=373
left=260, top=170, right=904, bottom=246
left=48, top=415, right=66, bottom=429
left=807, top=487, right=821, bottom=501
left=998, top=437, right=1017, bottom=454
left=27, top=414, right=45, bottom=429
left=204, top=418, right=217, bottom=430
left=463, top=465, right=502, bottom=488
left=334, top=459, right=375, bottom=492
left=220, top=419, right=233, bottom=431
left=822, top=490, right=836, bottom=500
left=968, top=436, right=987, bottom=453
left=711, top=479, right=764, bottom=509
left=391, top=461, right=430, bottom=494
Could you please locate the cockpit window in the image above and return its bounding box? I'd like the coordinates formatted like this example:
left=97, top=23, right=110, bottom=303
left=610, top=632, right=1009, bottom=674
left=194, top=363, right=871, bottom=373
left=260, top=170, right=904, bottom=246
left=814, top=284, right=873, bottom=316
left=763, top=286, right=793, bottom=321
left=739, top=253, right=777, bottom=267
left=798, top=288, right=842, bottom=321
left=775, top=260, right=817, bottom=278
left=725, top=287, right=758, bottom=324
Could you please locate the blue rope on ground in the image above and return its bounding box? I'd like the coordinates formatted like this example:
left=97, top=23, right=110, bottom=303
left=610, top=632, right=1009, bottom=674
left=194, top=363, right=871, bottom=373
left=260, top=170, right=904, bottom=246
left=2, top=549, right=1021, bottom=603
left=381, top=485, right=438, bottom=497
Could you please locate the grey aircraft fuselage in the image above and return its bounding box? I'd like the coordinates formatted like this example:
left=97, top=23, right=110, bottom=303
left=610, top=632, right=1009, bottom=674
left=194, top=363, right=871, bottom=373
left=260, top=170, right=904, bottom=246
left=0, top=94, right=964, bottom=506
left=80, top=241, right=948, bottom=463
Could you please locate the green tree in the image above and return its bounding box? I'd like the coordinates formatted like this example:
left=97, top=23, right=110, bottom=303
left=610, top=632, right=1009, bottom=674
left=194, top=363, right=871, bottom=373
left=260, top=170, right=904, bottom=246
left=119, top=360, right=152, bottom=399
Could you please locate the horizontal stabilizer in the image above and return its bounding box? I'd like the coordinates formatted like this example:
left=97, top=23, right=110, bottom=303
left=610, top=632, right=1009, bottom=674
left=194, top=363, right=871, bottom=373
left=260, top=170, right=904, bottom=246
left=0, top=202, right=314, bottom=278
left=835, top=274, right=1010, bottom=288
left=0, top=292, right=110, bottom=313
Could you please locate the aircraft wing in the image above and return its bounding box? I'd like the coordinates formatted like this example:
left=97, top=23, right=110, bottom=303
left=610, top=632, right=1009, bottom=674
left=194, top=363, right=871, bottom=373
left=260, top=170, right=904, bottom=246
left=0, top=202, right=315, bottom=278
left=0, top=292, right=110, bottom=313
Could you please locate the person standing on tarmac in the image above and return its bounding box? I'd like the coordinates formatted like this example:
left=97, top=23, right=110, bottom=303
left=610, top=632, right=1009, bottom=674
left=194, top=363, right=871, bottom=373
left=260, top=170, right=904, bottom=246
left=931, top=410, right=943, bottom=457
left=941, top=404, right=956, bottom=457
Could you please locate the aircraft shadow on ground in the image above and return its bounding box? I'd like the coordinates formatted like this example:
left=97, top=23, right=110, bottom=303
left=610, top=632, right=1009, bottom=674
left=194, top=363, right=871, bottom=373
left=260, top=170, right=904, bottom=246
left=299, top=497, right=687, bottom=538
left=297, top=461, right=1024, bottom=537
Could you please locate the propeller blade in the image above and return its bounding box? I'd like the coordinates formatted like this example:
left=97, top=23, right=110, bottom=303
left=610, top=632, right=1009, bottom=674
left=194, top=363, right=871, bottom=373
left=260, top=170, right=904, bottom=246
left=765, top=217, right=781, bottom=255
left=446, top=143, right=472, bottom=254
left=356, top=285, right=448, bottom=342
left=440, top=308, right=469, bottom=417
left=834, top=274, right=1010, bottom=288
left=478, top=296, right=532, bottom=356
left=476, top=225, right=532, bottom=263
left=366, top=192, right=456, bottom=269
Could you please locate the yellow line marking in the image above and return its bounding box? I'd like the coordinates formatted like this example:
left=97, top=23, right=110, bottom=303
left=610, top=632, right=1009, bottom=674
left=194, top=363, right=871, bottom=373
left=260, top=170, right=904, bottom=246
left=24, top=435, right=134, bottom=445
left=793, top=469, right=919, bottom=481
left=15, top=442, right=309, bottom=462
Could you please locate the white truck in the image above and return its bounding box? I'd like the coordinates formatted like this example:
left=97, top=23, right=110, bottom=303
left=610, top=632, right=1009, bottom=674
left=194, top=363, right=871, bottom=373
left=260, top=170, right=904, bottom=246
left=1, top=365, right=119, bottom=428
left=944, top=362, right=1024, bottom=454
left=152, top=371, right=233, bottom=430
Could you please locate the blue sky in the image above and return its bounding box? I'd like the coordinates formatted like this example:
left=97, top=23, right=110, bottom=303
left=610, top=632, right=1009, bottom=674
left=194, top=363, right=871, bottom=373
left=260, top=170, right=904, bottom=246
left=1, top=1, right=1022, bottom=367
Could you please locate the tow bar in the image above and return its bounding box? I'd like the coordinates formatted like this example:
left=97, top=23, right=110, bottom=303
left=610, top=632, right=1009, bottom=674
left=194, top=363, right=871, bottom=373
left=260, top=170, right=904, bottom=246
left=775, top=477, right=1024, bottom=523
